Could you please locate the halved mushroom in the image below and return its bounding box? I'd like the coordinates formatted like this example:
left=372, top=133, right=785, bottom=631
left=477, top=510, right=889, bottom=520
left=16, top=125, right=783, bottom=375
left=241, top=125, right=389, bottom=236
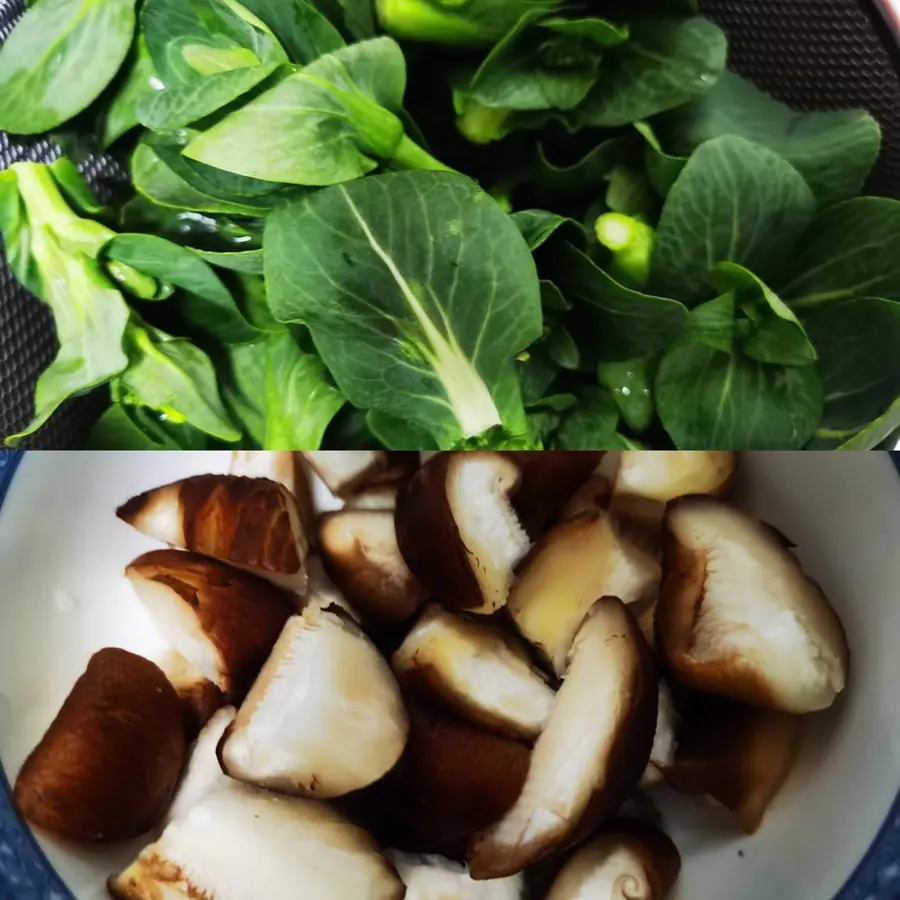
left=507, top=512, right=660, bottom=675
left=384, top=699, right=531, bottom=856
left=303, top=451, right=417, bottom=497
left=166, top=705, right=236, bottom=825
left=392, top=604, right=555, bottom=740
left=109, top=781, right=404, bottom=900
left=117, top=474, right=309, bottom=592
left=388, top=850, right=524, bottom=899
left=14, top=648, right=186, bottom=842
left=230, top=451, right=316, bottom=543
left=304, top=553, right=360, bottom=620
left=664, top=695, right=801, bottom=834
left=468, top=597, right=657, bottom=879
left=641, top=682, right=679, bottom=788
left=559, top=473, right=613, bottom=521
left=127, top=550, right=295, bottom=701
left=220, top=605, right=408, bottom=798
left=158, top=649, right=227, bottom=739
left=345, top=485, right=401, bottom=510
left=657, top=496, right=849, bottom=713
left=507, top=451, right=604, bottom=536
left=396, top=452, right=531, bottom=615
left=319, top=509, right=427, bottom=624
left=546, top=820, right=681, bottom=900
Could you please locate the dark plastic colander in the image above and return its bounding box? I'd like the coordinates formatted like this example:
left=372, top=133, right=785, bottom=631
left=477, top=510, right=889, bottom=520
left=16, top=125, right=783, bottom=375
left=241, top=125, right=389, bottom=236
left=2, top=0, right=900, bottom=446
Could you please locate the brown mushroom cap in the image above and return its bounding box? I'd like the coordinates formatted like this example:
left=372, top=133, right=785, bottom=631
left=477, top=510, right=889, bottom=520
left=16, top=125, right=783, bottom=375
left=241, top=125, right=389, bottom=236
left=664, top=694, right=802, bottom=834
left=319, top=509, right=427, bottom=624
left=220, top=606, right=408, bottom=798
left=109, top=782, right=404, bottom=900
left=392, top=604, right=555, bottom=740
left=396, top=453, right=531, bottom=615
left=657, top=496, right=849, bottom=713
left=14, top=648, right=186, bottom=842
left=382, top=699, right=531, bottom=856
left=507, top=512, right=660, bottom=675
left=117, top=475, right=309, bottom=592
left=546, top=820, right=681, bottom=900
left=127, top=549, right=295, bottom=701
left=468, top=597, right=657, bottom=879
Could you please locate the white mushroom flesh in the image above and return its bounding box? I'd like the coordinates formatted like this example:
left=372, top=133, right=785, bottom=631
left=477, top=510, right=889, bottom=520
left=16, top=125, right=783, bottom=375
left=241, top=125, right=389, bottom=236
left=230, top=451, right=297, bottom=494
left=388, top=851, right=524, bottom=900
left=393, top=605, right=555, bottom=740
left=221, top=607, right=408, bottom=797
left=546, top=839, right=652, bottom=900
left=448, top=455, right=531, bottom=614
left=111, top=782, right=403, bottom=900
left=302, top=451, right=384, bottom=495
left=642, top=683, right=679, bottom=787
left=614, top=451, right=735, bottom=502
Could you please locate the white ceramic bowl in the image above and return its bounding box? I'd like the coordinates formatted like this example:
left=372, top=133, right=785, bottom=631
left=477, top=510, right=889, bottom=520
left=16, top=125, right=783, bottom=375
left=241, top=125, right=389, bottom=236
left=1, top=450, right=899, bottom=900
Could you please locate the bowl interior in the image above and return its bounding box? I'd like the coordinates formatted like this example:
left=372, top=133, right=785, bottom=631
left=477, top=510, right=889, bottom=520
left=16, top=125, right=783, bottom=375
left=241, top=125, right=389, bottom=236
left=1, top=451, right=899, bottom=900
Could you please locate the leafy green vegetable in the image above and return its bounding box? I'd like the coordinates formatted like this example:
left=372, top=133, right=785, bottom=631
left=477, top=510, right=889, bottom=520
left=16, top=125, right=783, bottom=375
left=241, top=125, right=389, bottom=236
left=575, top=17, right=726, bottom=128
left=237, top=0, right=346, bottom=62
left=366, top=409, right=438, bottom=448
left=265, top=170, right=542, bottom=444
left=511, top=209, right=579, bottom=250
left=651, top=136, right=816, bottom=305
left=655, top=71, right=881, bottom=208
left=0, top=0, right=137, bottom=135
left=594, top=212, right=655, bottom=287
left=221, top=330, right=345, bottom=447
left=88, top=402, right=212, bottom=448
left=531, top=136, right=634, bottom=203
left=102, top=37, right=160, bottom=147
left=552, top=385, right=619, bottom=448
left=656, top=334, right=822, bottom=449
left=597, top=358, right=655, bottom=433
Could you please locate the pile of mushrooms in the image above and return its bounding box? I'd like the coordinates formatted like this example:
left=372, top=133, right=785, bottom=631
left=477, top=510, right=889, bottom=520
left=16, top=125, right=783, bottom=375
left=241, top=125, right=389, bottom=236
left=12, top=449, right=850, bottom=900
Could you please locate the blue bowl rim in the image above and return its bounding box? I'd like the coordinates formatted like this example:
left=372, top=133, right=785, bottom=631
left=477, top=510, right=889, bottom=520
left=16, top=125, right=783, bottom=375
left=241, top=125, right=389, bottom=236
left=1, top=449, right=899, bottom=900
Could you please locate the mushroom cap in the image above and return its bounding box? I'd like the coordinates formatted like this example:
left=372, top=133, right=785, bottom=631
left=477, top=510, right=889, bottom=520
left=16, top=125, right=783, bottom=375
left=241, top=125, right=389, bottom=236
left=220, top=606, right=408, bottom=798
left=664, top=694, right=802, bottom=834
left=127, top=549, right=295, bottom=700
left=319, top=509, right=427, bottom=624
left=396, top=453, right=531, bottom=615
left=657, top=496, right=849, bottom=713
left=109, top=782, right=404, bottom=900
left=303, top=451, right=418, bottom=497
left=167, top=705, right=237, bottom=825
left=546, top=820, right=681, bottom=900
left=508, top=512, right=660, bottom=675
left=388, top=850, right=524, bottom=899
left=383, top=699, right=531, bottom=856
left=14, top=648, right=186, bottom=842
left=157, top=650, right=227, bottom=740
left=468, top=597, right=657, bottom=879
left=117, top=475, right=309, bottom=592
left=393, top=604, right=555, bottom=740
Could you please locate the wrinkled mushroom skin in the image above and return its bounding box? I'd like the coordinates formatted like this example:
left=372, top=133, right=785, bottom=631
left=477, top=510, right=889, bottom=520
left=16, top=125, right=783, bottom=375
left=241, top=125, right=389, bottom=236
left=109, top=783, right=405, bottom=900
left=508, top=512, right=660, bottom=675
left=383, top=700, right=531, bottom=856
left=547, top=820, right=681, bottom=900
left=507, top=451, right=604, bottom=537
left=396, top=453, right=530, bottom=615
left=117, top=475, right=309, bottom=592
left=393, top=604, right=555, bottom=741
left=319, top=509, right=428, bottom=624
left=127, top=550, right=296, bottom=701
left=14, top=649, right=186, bottom=843
left=468, top=598, right=657, bottom=879
left=656, top=497, right=849, bottom=713
left=664, top=695, right=802, bottom=834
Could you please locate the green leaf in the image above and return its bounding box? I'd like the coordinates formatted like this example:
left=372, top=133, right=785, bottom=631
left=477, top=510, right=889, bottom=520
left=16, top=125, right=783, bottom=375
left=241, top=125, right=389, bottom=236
left=539, top=17, right=629, bottom=47
left=655, top=71, right=881, bottom=208
left=88, top=403, right=211, bottom=448
left=552, top=386, right=620, bottom=448
left=517, top=349, right=558, bottom=404
left=184, top=38, right=409, bottom=185
left=0, top=171, right=34, bottom=292
left=780, top=198, right=900, bottom=309
left=834, top=396, right=900, bottom=450
left=575, top=16, right=726, bottom=128
left=801, top=297, right=900, bottom=436
left=651, top=136, right=816, bottom=305
left=597, top=357, right=655, bottom=433
left=104, top=233, right=259, bottom=343
left=690, top=291, right=735, bottom=353
left=220, top=330, right=345, bottom=447
left=119, top=323, right=241, bottom=441
left=604, top=166, right=657, bottom=220
left=47, top=159, right=105, bottom=217
left=710, top=261, right=816, bottom=366
left=553, top=241, right=688, bottom=361
left=634, top=121, right=686, bottom=197
left=230, top=0, right=345, bottom=62
left=511, top=209, right=580, bottom=250
left=545, top=323, right=579, bottom=369
left=656, top=336, right=822, bottom=449
left=102, top=37, right=160, bottom=147
left=540, top=279, right=569, bottom=312
left=265, top=170, right=542, bottom=445
left=335, top=0, right=376, bottom=39
left=322, top=404, right=381, bottom=448
left=531, top=135, right=634, bottom=203
left=194, top=248, right=264, bottom=273
left=366, top=409, right=438, bottom=449
left=0, top=0, right=137, bottom=135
